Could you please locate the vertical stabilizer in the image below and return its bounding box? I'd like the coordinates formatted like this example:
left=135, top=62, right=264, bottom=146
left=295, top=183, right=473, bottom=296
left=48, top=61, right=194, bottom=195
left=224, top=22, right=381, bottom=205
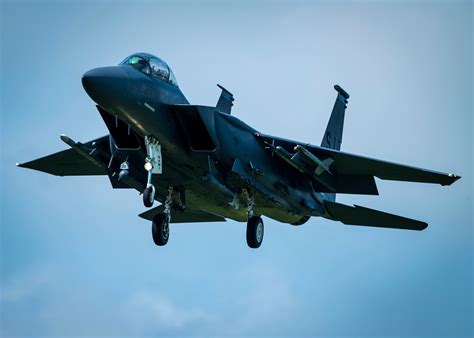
left=216, top=84, right=234, bottom=114
left=320, top=85, right=349, bottom=202
left=321, top=85, right=349, bottom=151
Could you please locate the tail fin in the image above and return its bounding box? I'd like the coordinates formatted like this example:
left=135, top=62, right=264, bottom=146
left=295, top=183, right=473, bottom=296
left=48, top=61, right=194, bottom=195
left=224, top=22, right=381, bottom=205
left=320, top=85, right=349, bottom=202
left=216, top=84, right=234, bottom=114
left=320, top=85, right=349, bottom=151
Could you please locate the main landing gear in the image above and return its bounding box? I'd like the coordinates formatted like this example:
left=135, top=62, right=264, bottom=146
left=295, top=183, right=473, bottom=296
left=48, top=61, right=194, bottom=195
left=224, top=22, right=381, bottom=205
left=243, top=189, right=264, bottom=248
left=152, top=186, right=173, bottom=246
left=247, top=216, right=264, bottom=249
left=152, top=213, right=169, bottom=246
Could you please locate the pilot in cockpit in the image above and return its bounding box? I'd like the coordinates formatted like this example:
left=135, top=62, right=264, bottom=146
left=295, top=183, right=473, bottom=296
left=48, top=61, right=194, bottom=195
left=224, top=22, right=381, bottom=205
left=121, top=53, right=178, bottom=87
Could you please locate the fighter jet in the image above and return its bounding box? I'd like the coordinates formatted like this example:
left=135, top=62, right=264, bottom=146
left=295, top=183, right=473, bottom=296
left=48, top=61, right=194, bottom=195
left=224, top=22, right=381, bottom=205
left=18, top=53, right=461, bottom=248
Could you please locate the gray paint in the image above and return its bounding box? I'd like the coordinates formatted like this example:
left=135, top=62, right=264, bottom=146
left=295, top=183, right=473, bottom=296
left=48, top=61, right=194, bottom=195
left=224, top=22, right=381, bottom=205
left=1, top=1, right=471, bottom=337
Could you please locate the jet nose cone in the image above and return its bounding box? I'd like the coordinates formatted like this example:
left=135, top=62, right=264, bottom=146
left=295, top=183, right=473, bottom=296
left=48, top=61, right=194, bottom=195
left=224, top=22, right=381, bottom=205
left=82, top=66, right=129, bottom=108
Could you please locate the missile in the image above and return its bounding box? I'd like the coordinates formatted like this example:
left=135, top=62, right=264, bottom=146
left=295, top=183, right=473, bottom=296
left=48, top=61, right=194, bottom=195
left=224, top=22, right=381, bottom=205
left=60, top=134, right=107, bottom=170
left=293, top=145, right=333, bottom=176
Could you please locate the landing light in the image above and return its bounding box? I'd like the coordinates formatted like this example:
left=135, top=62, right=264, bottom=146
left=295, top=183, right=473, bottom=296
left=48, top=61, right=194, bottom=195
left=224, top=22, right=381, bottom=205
left=144, top=162, right=153, bottom=171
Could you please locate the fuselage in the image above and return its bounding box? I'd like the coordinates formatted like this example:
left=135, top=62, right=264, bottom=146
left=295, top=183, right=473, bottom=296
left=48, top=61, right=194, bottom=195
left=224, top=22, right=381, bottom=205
left=82, top=53, right=324, bottom=224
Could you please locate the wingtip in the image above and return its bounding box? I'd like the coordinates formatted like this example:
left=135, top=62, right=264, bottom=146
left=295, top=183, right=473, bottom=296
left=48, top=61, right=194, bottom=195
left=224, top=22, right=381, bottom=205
left=442, top=173, right=461, bottom=186
left=449, top=173, right=461, bottom=181
left=16, top=162, right=31, bottom=169
left=418, top=221, right=429, bottom=231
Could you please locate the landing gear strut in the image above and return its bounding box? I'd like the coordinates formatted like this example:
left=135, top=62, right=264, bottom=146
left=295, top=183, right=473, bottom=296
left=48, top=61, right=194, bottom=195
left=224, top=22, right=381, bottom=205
left=243, top=189, right=264, bottom=248
left=151, top=186, right=173, bottom=246
left=142, top=136, right=162, bottom=208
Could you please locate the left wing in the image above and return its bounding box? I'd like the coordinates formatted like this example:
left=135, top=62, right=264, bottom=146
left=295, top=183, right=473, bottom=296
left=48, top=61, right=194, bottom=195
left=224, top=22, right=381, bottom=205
left=257, top=133, right=460, bottom=189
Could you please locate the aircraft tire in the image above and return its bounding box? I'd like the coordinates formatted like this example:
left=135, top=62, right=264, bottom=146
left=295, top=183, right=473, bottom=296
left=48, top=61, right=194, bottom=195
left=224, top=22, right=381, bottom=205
left=152, top=213, right=169, bottom=246
left=143, top=185, right=155, bottom=208
left=246, top=216, right=264, bottom=248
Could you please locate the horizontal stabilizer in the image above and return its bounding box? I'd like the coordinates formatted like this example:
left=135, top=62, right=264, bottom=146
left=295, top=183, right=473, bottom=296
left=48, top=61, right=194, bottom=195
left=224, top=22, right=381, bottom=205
left=17, top=135, right=109, bottom=176
left=139, top=206, right=226, bottom=223
left=325, top=201, right=427, bottom=231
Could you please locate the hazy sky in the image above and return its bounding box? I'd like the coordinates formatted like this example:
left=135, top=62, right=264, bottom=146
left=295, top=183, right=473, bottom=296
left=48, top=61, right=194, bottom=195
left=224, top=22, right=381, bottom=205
left=1, top=1, right=472, bottom=337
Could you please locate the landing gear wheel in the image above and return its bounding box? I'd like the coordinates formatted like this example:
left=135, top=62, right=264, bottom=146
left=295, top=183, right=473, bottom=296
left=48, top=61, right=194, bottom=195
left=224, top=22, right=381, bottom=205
left=246, top=216, right=264, bottom=248
left=152, top=213, right=169, bottom=246
left=143, top=185, right=155, bottom=208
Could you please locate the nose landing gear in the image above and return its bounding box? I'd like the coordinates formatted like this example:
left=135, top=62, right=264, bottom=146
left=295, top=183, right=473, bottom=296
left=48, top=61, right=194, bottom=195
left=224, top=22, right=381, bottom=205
left=143, top=182, right=155, bottom=208
left=151, top=186, right=173, bottom=246
left=142, top=136, right=162, bottom=208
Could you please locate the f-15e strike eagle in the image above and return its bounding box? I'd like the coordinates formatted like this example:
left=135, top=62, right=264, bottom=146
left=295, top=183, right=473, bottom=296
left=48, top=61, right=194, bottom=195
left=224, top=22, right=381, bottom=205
left=18, top=53, right=461, bottom=248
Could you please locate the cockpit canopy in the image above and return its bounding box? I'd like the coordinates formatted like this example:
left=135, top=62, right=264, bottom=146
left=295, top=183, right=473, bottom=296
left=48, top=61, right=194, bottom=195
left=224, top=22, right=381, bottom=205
left=120, top=53, right=178, bottom=87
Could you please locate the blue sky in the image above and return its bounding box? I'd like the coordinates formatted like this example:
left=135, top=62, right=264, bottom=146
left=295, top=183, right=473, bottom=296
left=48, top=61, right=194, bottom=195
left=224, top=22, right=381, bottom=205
left=1, top=1, right=472, bottom=337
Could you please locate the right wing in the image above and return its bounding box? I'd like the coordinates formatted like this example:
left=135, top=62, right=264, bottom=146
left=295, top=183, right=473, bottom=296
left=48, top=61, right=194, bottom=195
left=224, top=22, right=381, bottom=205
left=17, top=135, right=110, bottom=176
